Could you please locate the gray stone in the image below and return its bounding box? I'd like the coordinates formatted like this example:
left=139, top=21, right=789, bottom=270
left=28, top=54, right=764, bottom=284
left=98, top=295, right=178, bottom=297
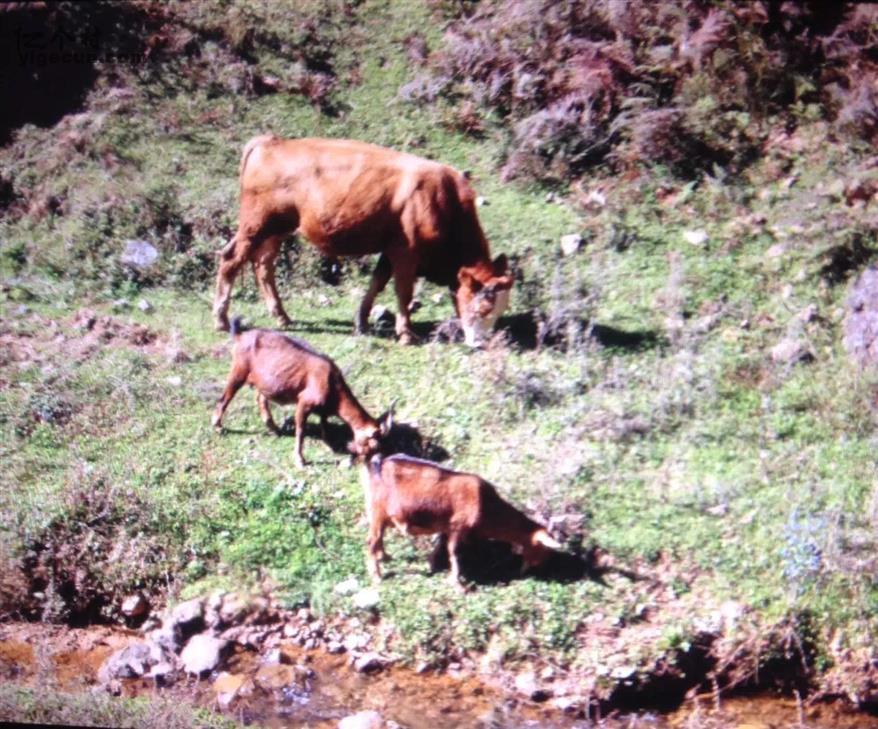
left=352, top=588, right=380, bottom=610
left=170, top=597, right=204, bottom=637
left=514, top=671, right=552, bottom=701
left=98, top=643, right=153, bottom=683
left=770, top=338, right=814, bottom=365
left=844, top=266, right=878, bottom=367
left=120, top=239, right=158, bottom=269
left=121, top=593, right=150, bottom=619
left=137, top=299, right=154, bottom=313
left=560, top=233, right=583, bottom=256
left=180, top=634, right=228, bottom=676
left=352, top=652, right=386, bottom=674
left=338, top=710, right=385, bottom=729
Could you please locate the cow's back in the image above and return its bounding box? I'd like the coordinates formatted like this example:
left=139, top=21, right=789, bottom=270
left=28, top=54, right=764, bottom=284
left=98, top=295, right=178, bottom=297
left=239, top=137, right=486, bottom=273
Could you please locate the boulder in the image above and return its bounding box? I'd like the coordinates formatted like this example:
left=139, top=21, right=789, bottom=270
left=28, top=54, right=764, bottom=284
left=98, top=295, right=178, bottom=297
left=844, top=266, right=878, bottom=367
left=560, top=233, right=583, bottom=256
left=338, top=710, right=385, bottom=729
left=770, top=338, right=814, bottom=365
left=120, top=239, right=158, bottom=269
left=121, top=593, right=150, bottom=620
left=97, top=643, right=153, bottom=683
left=180, top=634, right=228, bottom=676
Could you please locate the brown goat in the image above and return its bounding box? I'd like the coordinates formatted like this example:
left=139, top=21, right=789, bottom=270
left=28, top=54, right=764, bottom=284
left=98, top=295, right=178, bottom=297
left=362, top=454, right=561, bottom=585
left=213, top=319, right=391, bottom=467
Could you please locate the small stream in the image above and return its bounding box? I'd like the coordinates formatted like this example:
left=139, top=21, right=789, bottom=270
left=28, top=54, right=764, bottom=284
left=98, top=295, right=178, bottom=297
left=1, top=623, right=876, bottom=728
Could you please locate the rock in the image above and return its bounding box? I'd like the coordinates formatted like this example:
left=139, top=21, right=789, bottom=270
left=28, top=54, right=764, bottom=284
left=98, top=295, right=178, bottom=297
left=371, top=305, right=395, bottom=329
left=334, top=577, right=360, bottom=596
left=551, top=696, right=581, bottom=713
left=326, top=640, right=346, bottom=655
left=111, top=298, right=130, bottom=311
left=683, top=229, right=709, bottom=246
left=765, top=242, right=787, bottom=258
left=344, top=633, right=371, bottom=652
left=180, top=634, right=228, bottom=676
left=146, top=661, right=176, bottom=687
left=254, top=663, right=307, bottom=692
left=121, top=593, right=150, bottom=620
left=147, top=626, right=181, bottom=655
left=262, top=647, right=291, bottom=666
left=137, top=299, right=154, bottom=313
left=560, top=233, right=583, bottom=256
left=166, top=376, right=183, bottom=387
left=338, top=710, right=385, bottom=729
left=219, top=592, right=250, bottom=626
left=170, top=598, right=204, bottom=635
left=475, top=196, right=488, bottom=207
left=514, top=671, right=552, bottom=701
left=214, top=671, right=248, bottom=708
left=844, top=266, right=878, bottom=367
left=98, top=643, right=153, bottom=683
left=770, top=338, right=814, bottom=366
left=120, top=239, right=159, bottom=269
left=352, top=588, right=380, bottom=610
left=352, top=652, right=386, bottom=674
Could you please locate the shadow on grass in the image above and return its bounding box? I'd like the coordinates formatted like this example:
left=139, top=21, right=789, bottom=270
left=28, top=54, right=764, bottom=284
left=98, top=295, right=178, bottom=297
left=499, top=312, right=665, bottom=353
left=428, top=538, right=644, bottom=587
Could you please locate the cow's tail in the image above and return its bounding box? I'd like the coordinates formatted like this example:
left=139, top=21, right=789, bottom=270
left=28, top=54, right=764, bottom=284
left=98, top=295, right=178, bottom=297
left=239, top=133, right=276, bottom=178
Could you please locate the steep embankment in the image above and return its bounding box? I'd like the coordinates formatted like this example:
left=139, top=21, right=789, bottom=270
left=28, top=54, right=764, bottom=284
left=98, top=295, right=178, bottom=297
left=2, top=0, right=878, bottom=724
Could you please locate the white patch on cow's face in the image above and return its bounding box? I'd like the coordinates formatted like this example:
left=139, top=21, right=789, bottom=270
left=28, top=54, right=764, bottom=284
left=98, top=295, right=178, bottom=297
left=461, top=286, right=511, bottom=347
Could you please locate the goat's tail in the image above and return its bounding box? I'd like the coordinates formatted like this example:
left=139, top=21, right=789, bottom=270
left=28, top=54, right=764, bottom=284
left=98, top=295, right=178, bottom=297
left=368, top=453, right=384, bottom=478
left=229, top=316, right=244, bottom=338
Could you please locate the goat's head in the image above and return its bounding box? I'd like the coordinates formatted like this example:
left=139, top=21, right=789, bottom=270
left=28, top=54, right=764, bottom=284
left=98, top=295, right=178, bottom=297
left=456, top=254, right=514, bottom=347
left=348, top=406, right=394, bottom=458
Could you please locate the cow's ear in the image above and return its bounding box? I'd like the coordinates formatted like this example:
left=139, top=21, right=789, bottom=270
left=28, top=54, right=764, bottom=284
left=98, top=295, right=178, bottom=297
left=492, top=253, right=509, bottom=275
left=457, top=268, right=481, bottom=292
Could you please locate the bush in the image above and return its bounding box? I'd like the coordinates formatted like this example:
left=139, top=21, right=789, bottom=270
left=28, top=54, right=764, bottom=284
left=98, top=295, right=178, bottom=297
left=411, top=1, right=878, bottom=181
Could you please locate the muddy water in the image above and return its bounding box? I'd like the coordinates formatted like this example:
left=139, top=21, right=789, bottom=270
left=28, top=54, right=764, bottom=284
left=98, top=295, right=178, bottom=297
left=1, top=623, right=877, bottom=729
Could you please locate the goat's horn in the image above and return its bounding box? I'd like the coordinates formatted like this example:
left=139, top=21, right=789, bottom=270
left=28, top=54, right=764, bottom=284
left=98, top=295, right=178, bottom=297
left=533, top=530, right=562, bottom=550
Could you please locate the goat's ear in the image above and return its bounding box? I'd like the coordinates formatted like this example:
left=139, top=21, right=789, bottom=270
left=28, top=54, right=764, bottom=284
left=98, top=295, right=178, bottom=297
left=379, top=403, right=395, bottom=436
left=457, top=268, right=482, bottom=292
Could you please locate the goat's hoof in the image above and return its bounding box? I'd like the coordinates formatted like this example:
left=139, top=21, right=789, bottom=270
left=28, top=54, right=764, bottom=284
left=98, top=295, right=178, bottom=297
left=276, top=315, right=293, bottom=328
left=397, top=331, right=417, bottom=346
left=214, top=319, right=229, bottom=332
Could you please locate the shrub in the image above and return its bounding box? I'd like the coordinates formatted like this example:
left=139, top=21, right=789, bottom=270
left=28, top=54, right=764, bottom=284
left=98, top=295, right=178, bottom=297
left=412, top=1, right=878, bottom=181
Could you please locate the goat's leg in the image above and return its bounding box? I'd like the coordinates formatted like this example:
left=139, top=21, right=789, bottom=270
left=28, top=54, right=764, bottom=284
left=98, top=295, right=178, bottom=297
left=213, top=234, right=251, bottom=332
left=293, top=399, right=311, bottom=469
left=256, top=392, right=279, bottom=433
left=356, top=254, right=392, bottom=335
left=446, top=530, right=466, bottom=588
left=212, top=369, right=247, bottom=430
left=367, top=519, right=387, bottom=582
left=253, top=236, right=292, bottom=328
left=319, top=413, right=328, bottom=442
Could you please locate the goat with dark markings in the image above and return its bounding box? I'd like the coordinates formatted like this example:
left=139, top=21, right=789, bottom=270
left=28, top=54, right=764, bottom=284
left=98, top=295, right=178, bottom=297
left=213, top=318, right=391, bottom=468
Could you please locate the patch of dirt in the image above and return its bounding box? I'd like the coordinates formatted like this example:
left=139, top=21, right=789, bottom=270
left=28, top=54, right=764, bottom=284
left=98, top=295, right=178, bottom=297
left=0, top=308, right=186, bottom=390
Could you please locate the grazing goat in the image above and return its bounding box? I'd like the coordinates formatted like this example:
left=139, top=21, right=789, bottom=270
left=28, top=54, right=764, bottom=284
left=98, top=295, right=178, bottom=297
left=362, top=454, right=561, bottom=585
left=213, top=318, right=391, bottom=467
left=213, top=136, right=513, bottom=346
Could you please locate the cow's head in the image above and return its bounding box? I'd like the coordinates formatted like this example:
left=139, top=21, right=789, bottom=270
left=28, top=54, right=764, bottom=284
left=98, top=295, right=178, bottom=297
left=349, top=408, right=394, bottom=458
left=456, top=254, right=514, bottom=347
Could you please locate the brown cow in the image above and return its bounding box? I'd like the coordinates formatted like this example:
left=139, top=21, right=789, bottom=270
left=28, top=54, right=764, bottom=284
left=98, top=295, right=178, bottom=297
left=213, top=318, right=392, bottom=468
left=213, top=136, right=514, bottom=346
left=361, top=454, right=561, bottom=586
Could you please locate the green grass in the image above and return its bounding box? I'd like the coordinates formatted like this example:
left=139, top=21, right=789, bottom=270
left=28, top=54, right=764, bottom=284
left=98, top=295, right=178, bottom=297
left=2, top=0, right=878, bottom=705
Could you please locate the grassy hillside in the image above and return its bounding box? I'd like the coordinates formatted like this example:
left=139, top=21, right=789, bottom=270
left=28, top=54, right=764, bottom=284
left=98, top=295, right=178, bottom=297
left=2, top=0, right=878, bottom=708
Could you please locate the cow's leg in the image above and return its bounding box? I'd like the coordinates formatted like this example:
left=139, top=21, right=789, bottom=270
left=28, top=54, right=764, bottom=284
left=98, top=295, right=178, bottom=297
left=253, top=236, right=292, bottom=328
left=389, top=255, right=418, bottom=345
left=256, top=392, right=279, bottom=433
left=212, top=365, right=248, bottom=430
left=356, top=254, right=392, bottom=335
left=213, top=235, right=252, bottom=331
left=293, top=399, right=312, bottom=469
